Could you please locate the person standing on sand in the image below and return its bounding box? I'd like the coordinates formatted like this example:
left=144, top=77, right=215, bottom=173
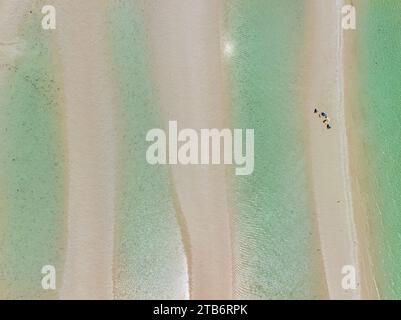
left=323, top=116, right=332, bottom=129
left=313, top=108, right=332, bottom=129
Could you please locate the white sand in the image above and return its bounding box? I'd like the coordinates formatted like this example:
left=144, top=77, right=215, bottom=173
left=305, top=0, right=365, bottom=299
left=0, top=0, right=31, bottom=75
left=0, top=0, right=30, bottom=42
left=55, top=0, right=116, bottom=299
left=145, top=0, right=233, bottom=299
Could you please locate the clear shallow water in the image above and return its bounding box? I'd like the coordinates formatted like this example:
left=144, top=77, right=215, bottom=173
left=356, top=0, right=401, bottom=299
left=224, top=1, right=324, bottom=299
left=4, top=1, right=394, bottom=300
left=0, top=14, right=65, bottom=298
left=106, top=1, right=188, bottom=299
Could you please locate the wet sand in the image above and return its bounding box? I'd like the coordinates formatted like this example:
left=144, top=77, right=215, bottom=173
left=342, top=0, right=380, bottom=299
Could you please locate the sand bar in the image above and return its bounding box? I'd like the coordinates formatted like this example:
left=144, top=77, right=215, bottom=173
left=55, top=0, right=116, bottom=299
left=145, top=0, right=233, bottom=299
left=305, top=0, right=365, bottom=299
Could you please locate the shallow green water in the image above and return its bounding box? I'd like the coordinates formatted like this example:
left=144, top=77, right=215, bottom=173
left=106, top=1, right=188, bottom=299
left=356, top=0, right=401, bottom=299
left=225, top=0, right=323, bottom=299
left=0, top=14, right=65, bottom=299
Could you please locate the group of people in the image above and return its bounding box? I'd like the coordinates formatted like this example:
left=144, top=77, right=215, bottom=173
left=314, top=108, right=332, bottom=129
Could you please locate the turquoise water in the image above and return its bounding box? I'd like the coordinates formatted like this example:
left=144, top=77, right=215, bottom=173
left=356, top=0, right=401, bottom=299
left=0, top=14, right=65, bottom=298
left=106, top=1, right=188, bottom=299
left=225, top=0, right=324, bottom=299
